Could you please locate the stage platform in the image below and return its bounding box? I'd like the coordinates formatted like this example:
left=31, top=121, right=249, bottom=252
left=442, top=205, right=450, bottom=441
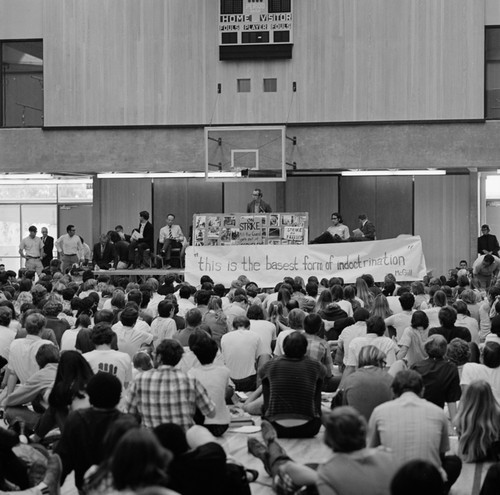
left=92, top=268, right=185, bottom=279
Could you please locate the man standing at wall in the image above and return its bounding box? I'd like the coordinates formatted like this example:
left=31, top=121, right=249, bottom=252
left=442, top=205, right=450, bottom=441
left=247, top=189, right=272, bottom=213
left=55, top=225, right=84, bottom=273
left=478, top=224, right=500, bottom=257
left=40, top=227, right=54, bottom=268
left=18, top=225, right=43, bottom=276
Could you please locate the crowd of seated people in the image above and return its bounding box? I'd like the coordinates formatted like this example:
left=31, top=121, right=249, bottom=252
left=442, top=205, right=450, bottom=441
left=0, top=263, right=500, bottom=494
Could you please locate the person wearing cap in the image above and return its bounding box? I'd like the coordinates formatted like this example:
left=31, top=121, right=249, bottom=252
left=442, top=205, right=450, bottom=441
left=55, top=372, right=137, bottom=491
left=478, top=224, right=500, bottom=257
left=18, top=226, right=44, bottom=276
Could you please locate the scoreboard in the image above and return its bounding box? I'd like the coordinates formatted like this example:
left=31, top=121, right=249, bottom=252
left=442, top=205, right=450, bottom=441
left=219, top=0, right=293, bottom=60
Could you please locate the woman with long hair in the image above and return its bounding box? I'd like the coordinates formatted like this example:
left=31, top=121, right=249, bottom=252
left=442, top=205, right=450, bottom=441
left=371, top=294, right=393, bottom=320
left=111, top=429, right=173, bottom=492
left=455, top=380, right=500, bottom=462
left=397, top=311, right=429, bottom=366
left=424, top=290, right=447, bottom=329
left=344, top=285, right=363, bottom=312
left=411, top=281, right=428, bottom=310
left=314, top=289, right=333, bottom=314
left=34, top=350, right=94, bottom=439
left=202, top=296, right=229, bottom=347
left=355, top=278, right=374, bottom=312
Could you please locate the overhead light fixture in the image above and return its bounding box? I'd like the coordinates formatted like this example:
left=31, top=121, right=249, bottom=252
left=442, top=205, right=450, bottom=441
left=341, top=170, right=446, bottom=176
left=97, top=171, right=242, bottom=179
left=0, top=173, right=55, bottom=180
left=0, top=174, right=92, bottom=184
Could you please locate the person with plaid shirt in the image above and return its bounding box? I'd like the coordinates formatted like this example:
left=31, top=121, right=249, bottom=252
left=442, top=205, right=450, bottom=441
left=123, top=339, right=215, bottom=430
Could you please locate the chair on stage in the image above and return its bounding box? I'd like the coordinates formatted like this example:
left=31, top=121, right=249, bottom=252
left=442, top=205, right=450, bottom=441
left=156, top=240, right=184, bottom=269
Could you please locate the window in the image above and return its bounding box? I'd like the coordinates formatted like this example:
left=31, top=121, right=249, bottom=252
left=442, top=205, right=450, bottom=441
left=1, top=41, right=43, bottom=127
left=237, top=79, right=251, bottom=92
left=263, top=78, right=277, bottom=92
left=268, top=0, right=291, bottom=13
left=486, top=28, right=500, bottom=119
left=221, top=0, right=243, bottom=14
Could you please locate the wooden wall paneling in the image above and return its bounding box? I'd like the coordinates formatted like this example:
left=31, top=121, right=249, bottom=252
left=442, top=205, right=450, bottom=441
left=339, top=177, right=377, bottom=237
left=375, top=177, right=413, bottom=239
left=152, top=179, right=223, bottom=244
left=285, top=176, right=339, bottom=240
left=43, top=0, right=484, bottom=126
left=414, top=175, right=470, bottom=278
left=98, top=178, right=152, bottom=239
left=224, top=183, right=279, bottom=215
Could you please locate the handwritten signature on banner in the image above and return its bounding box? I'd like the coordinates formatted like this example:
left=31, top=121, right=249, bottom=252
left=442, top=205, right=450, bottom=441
left=184, top=236, right=427, bottom=286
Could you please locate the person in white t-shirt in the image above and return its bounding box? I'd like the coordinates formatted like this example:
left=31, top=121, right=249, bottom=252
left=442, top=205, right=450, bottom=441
left=150, top=300, right=177, bottom=348
left=461, top=341, right=500, bottom=405
left=60, top=314, right=92, bottom=351
left=111, top=306, right=153, bottom=359
left=83, top=323, right=132, bottom=389
left=189, top=332, right=233, bottom=437
left=220, top=315, right=268, bottom=392
left=247, top=305, right=276, bottom=356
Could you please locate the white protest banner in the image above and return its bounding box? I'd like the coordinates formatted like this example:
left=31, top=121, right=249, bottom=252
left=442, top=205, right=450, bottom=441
left=184, top=235, right=427, bottom=287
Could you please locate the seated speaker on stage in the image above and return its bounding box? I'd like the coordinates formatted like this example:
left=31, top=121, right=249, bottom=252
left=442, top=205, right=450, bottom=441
left=159, top=213, right=188, bottom=269
left=351, top=213, right=376, bottom=241
left=310, top=212, right=350, bottom=244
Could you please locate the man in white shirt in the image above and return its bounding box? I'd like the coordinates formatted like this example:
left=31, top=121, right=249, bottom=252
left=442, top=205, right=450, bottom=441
left=337, top=308, right=369, bottom=366
left=384, top=292, right=415, bottom=341
left=221, top=316, right=267, bottom=391
left=19, top=225, right=44, bottom=276
left=346, top=316, right=398, bottom=369
left=112, top=306, right=153, bottom=358
left=4, top=313, right=53, bottom=403
left=55, top=224, right=84, bottom=273
left=159, top=213, right=188, bottom=269
left=84, top=323, right=132, bottom=388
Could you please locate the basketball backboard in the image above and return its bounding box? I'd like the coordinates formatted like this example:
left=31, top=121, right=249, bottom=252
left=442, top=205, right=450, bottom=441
left=204, top=126, right=286, bottom=182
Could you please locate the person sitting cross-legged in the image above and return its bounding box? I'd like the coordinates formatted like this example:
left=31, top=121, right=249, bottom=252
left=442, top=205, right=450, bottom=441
left=247, top=407, right=396, bottom=495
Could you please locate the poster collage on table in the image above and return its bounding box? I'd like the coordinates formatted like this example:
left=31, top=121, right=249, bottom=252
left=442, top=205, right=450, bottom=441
left=192, top=213, right=309, bottom=246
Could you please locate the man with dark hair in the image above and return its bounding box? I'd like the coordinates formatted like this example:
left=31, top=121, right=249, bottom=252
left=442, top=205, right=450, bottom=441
left=175, top=308, right=203, bottom=347
left=248, top=407, right=395, bottom=494
left=385, top=292, right=415, bottom=341
left=303, top=313, right=337, bottom=391
left=4, top=343, right=59, bottom=430
left=177, top=284, right=195, bottom=318
left=18, top=225, right=44, bottom=276
left=40, top=227, right=54, bottom=269
left=0, top=306, right=16, bottom=361
left=478, top=224, right=500, bottom=257
left=247, top=188, right=272, bottom=213
left=5, top=313, right=53, bottom=401
left=188, top=333, right=232, bottom=437
left=428, top=306, right=471, bottom=343
left=258, top=331, right=325, bottom=438
left=56, top=372, right=137, bottom=491
left=42, top=300, right=70, bottom=346
left=346, top=315, right=398, bottom=369
left=354, top=213, right=376, bottom=240
left=84, top=323, right=132, bottom=388
left=112, top=306, right=153, bottom=358
left=124, top=339, right=215, bottom=430
left=55, top=225, right=84, bottom=273
left=473, top=253, right=500, bottom=289
left=92, top=233, right=117, bottom=269
left=159, top=214, right=187, bottom=270
left=128, top=210, right=154, bottom=269
left=337, top=307, right=370, bottom=368
left=220, top=315, right=267, bottom=392
left=369, top=370, right=462, bottom=494
left=194, top=289, right=212, bottom=317
left=411, top=334, right=461, bottom=420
